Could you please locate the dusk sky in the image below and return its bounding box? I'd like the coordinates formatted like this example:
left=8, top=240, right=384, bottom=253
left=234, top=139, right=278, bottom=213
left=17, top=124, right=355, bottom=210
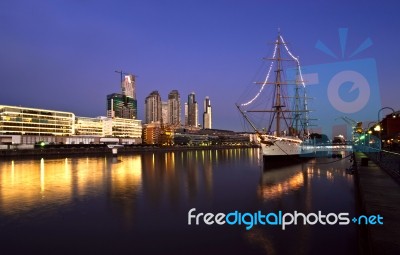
left=1, top=0, right=399, bottom=131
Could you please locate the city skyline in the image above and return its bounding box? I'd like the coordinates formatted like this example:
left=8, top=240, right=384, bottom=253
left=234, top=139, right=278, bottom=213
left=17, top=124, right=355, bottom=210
left=145, top=89, right=213, bottom=129
left=1, top=1, right=400, bottom=131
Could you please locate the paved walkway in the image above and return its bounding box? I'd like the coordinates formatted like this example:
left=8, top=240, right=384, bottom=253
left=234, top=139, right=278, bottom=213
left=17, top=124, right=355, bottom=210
left=365, top=151, right=400, bottom=184
left=355, top=152, right=400, bottom=255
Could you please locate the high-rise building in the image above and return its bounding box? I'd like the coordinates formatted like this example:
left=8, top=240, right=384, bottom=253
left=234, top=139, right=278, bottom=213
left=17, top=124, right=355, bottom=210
left=107, top=93, right=137, bottom=119
left=184, top=102, right=188, bottom=126
left=107, top=72, right=137, bottom=119
left=145, top=90, right=162, bottom=124
left=121, top=74, right=136, bottom=99
left=203, top=96, right=212, bottom=129
left=168, top=90, right=181, bottom=126
left=185, top=92, right=198, bottom=127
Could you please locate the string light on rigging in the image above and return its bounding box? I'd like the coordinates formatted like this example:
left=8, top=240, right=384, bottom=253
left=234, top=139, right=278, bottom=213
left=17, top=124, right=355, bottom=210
left=240, top=35, right=307, bottom=107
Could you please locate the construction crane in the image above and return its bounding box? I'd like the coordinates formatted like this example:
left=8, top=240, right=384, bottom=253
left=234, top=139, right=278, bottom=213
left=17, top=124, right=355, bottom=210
left=115, top=70, right=130, bottom=83
left=335, top=116, right=363, bottom=134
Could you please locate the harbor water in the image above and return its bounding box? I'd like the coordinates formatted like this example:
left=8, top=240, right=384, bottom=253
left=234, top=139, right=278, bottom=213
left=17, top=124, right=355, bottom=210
left=0, top=148, right=358, bottom=254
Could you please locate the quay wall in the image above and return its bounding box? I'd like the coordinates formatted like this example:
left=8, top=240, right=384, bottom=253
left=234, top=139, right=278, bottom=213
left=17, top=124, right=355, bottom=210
left=0, top=144, right=259, bottom=159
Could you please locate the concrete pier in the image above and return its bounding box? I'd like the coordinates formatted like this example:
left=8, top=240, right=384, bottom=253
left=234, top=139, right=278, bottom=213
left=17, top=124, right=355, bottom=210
left=355, top=152, right=400, bottom=254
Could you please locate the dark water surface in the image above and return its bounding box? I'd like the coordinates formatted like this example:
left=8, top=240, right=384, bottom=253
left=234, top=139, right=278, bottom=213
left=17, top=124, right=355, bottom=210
left=0, top=148, right=358, bottom=254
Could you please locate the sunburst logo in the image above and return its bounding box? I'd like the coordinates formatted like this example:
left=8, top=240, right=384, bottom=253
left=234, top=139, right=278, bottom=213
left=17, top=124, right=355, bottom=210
left=315, top=28, right=373, bottom=59
left=315, top=28, right=375, bottom=114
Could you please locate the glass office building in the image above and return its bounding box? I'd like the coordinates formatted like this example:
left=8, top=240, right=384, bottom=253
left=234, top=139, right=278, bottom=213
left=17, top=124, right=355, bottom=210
left=0, top=105, right=74, bottom=136
left=107, top=93, right=137, bottom=119
left=75, top=116, right=103, bottom=136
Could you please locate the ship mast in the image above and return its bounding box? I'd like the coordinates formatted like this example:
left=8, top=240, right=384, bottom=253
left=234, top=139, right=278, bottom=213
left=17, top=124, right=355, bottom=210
left=236, top=31, right=312, bottom=139
left=292, top=62, right=301, bottom=136
left=273, top=34, right=285, bottom=137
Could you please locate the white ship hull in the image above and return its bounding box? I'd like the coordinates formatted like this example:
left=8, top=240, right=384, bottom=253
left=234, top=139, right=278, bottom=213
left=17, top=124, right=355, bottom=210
left=260, top=135, right=313, bottom=159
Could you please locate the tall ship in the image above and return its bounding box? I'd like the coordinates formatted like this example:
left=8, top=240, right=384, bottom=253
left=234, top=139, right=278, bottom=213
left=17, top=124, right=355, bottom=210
left=236, top=31, right=312, bottom=161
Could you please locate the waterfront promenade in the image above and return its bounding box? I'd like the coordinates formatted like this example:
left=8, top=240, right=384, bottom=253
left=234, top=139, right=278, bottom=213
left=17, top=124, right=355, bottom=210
left=355, top=151, right=400, bottom=254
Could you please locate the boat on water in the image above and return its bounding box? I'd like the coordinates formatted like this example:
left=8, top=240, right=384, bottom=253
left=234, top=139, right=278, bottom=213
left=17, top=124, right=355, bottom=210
left=236, top=31, right=314, bottom=161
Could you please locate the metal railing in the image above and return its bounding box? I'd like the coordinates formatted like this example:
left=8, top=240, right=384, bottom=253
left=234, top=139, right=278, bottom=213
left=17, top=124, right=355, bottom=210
left=357, top=145, right=400, bottom=182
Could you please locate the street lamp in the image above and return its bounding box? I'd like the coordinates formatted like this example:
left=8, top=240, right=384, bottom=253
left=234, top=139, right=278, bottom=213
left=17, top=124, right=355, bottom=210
left=378, top=106, right=395, bottom=122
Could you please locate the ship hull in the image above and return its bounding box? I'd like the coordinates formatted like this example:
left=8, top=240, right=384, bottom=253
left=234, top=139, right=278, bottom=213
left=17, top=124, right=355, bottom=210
left=261, top=139, right=301, bottom=157
left=260, top=136, right=314, bottom=164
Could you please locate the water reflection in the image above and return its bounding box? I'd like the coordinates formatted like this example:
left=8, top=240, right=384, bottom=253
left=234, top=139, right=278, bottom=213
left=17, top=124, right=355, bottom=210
left=141, top=150, right=216, bottom=207
left=0, top=155, right=142, bottom=216
left=0, top=149, right=252, bottom=217
left=0, top=148, right=357, bottom=254
left=0, top=149, right=355, bottom=217
left=258, top=156, right=354, bottom=202
left=0, top=159, right=72, bottom=215
left=258, top=166, right=305, bottom=201
left=252, top=155, right=357, bottom=255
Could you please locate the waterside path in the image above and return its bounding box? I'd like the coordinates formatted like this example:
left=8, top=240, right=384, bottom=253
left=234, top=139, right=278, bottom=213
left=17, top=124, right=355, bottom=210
left=355, top=152, right=400, bottom=254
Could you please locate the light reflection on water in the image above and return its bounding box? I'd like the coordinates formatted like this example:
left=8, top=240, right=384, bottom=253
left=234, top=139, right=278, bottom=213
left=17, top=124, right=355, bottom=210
left=0, top=155, right=142, bottom=216
left=258, top=169, right=305, bottom=201
left=0, top=149, right=358, bottom=254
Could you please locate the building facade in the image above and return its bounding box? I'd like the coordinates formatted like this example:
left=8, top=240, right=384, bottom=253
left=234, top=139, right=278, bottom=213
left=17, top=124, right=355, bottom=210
left=0, top=105, right=142, bottom=145
left=379, top=111, right=400, bottom=150
left=145, top=91, right=162, bottom=124
left=75, top=117, right=103, bottom=136
left=0, top=105, right=75, bottom=136
left=168, top=90, right=181, bottom=127
left=74, top=116, right=141, bottom=139
left=142, top=122, right=161, bottom=144
left=121, top=74, right=136, bottom=99
left=107, top=93, right=137, bottom=119
left=185, top=92, right=198, bottom=127
left=161, top=101, right=168, bottom=124
left=203, top=96, right=212, bottom=129
left=111, top=117, right=142, bottom=139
